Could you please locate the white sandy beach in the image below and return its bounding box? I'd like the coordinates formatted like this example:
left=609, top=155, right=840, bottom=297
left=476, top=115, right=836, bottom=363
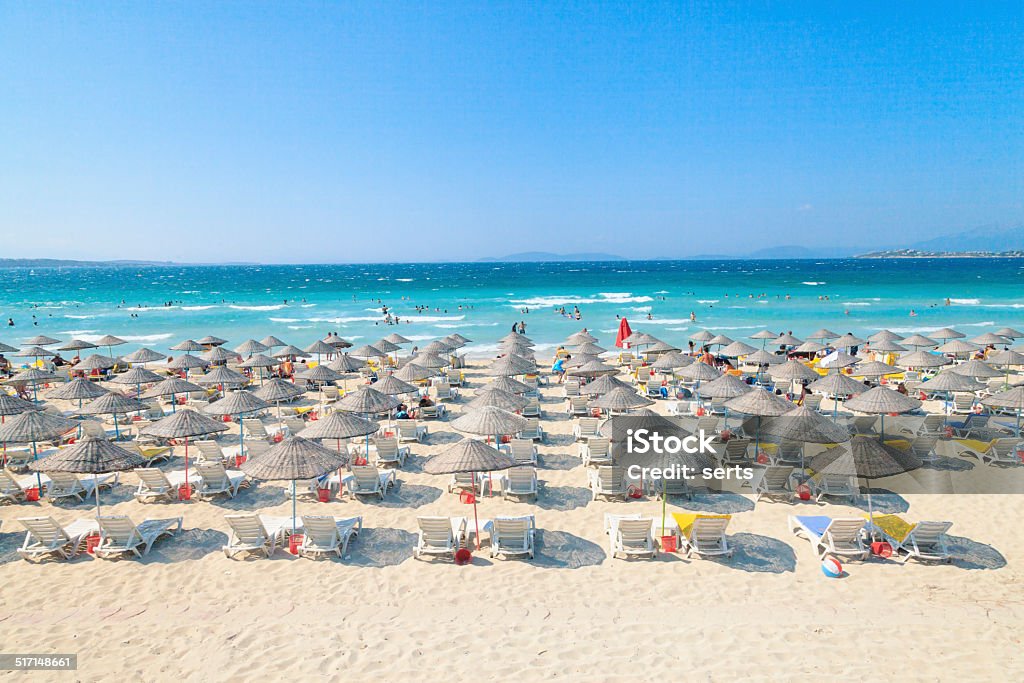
left=1, top=356, right=1023, bottom=682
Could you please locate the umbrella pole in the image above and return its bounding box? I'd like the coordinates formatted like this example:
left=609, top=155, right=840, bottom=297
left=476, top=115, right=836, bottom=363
left=661, top=478, right=668, bottom=537
left=184, top=436, right=190, bottom=494
left=113, top=412, right=121, bottom=441
left=33, top=440, right=41, bottom=493
left=239, top=415, right=245, bottom=456
left=292, top=480, right=298, bottom=534
left=171, top=392, right=177, bottom=413
left=94, top=473, right=101, bottom=517
left=472, top=469, right=481, bottom=551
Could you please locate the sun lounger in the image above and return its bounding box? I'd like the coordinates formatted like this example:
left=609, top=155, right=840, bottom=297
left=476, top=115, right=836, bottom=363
left=195, top=439, right=227, bottom=465
left=447, top=471, right=479, bottom=495
left=563, top=380, right=581, bottom=397
left=950, top=392, right=977, bottom=414
left=608, top=515, right=656, bottom=559
left=194, top=462, right=249, bottom=499
left=297, top=515, right=362, bottom=559
left=396, top=419, right=428, bottom=443
left=1, top=469, right=30, bottom=504
left=223, top=513, right=294, bottom=558
left=17, top=516, right=99, bottom=562
left=580, top=436, right=613, bottom=466
left=121, top=441, right=173, bottom=466
left=490, top=515, right=535, bottom=559
left=433, top=381, right=458, bottom=401
left=573, top=417, right=601, bottom=441
left=509, top=438, right=538, bottom=465
left=94, top=515, right=182, bottom=559
left=670, top=513, right=733, bottom=558
left=46, top=471, right=118, bottom=503
left=414, top=516, right=467, bottom=560
left=567, top=396, right=589, bottom=416
left=372, top=437, right=409, bottom=468
left=589, top=465, right=627, bottom=501
left=517, top=417, right=544, bottom=442
left=418, top=404, right=447, bottom=420
left=348, top=465, right=396, bottom=499
left=752, top=465, right=795, bottom=503
left=503, top=467, right=538, bottom=501
left=811, top=471, right=859, bottom=501
left=866, top=514, right=953, bottom=563
left=134, top=468, right=194, bottom=503
left=958, top=437, right=1022, bottom=466
left=788, top=515, right=868, bottom=560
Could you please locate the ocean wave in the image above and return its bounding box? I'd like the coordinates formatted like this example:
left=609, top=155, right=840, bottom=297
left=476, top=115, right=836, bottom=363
left=889, top=322, right=996, bottom=334
left=65, top=314, right=97, bottom=319
left=509, top=294, right=653, bottom=307
left=802, top=281, right=825, bottom=286
left=269, top=317, right=301, bottom=323
left=434, top=322, right=500, bottom=329
left=286, top=325, right=314, bottom=330
left=631, top=306, right=652, bottom=313
left=697, top=300, right=719, bottom=304
left=121, top=333, right=174, bottom=343
left=979, top=303, right=1024, bottom=308
left=841, top=302, right=872, bottom=307
left=56, top=330, right=97, bottom=337
left=396, top=278, right=414, bottom=282
left=300, top=303, right=317, bottom=308
left=228, top=304, right=287, bottom=311
left=135, top=306, right=178, bottom=311
left=949, top=298, right=981, bottom=305
left=181, top=305, right=218, bottom=311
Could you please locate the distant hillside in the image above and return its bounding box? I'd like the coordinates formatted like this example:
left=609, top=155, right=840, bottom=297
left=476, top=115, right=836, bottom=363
left=908, top=224, right=1024, bottom=252
left=479, top=251, right=625, bottom=262
left=689, top=245, right=859, bottom=260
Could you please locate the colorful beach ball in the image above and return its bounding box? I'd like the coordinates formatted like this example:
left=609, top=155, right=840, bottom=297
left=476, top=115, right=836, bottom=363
left=821, top=556, right=843, bottom=578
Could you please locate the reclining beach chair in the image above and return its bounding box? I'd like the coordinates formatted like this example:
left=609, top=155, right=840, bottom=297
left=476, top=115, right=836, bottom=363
left=802, top=394, right=823, bottom=412
left=348, top=465, right=396, bottom=499
left=433, top=381, right=458, bottom=401
left=567, top=396, right=589, bottom=416
left=490, top=515, right=535, bottom=559
left=580, top=436, right=613, bottom=466
left=609, top=516, right=656, bottom=559
left=0, top=469, right=30, bottom=504
left=283, top=417, right=307, bottom=436
left=447, top=471, right=480, bottom=495
left=222, top=513, right=294, bottom=559
left=589, top=465, right=627, bottom=501
left=396, top=419, right=427, bottom=443
left=418, top=403, right=447, bottom=420
left=811, top=467, right=859, bottom=501
left=920, top=414, right=947, bottom=436
left=46, top=471, right=118, bottom=503
left=133, top=468, right=193, bottom=503
left=720, top=438, right=751, bottom=467
left=503, top=467, right=538, bottom=501
left=959, top=437, right=1021, bottom=466
left=321, top=386, right=340, bottom=404
left=950, top=392, right=977, bottom=415
left=910, top=435, right=940, bottom=463
left=693, top=415, right=721, bottom=437
left=517, top=417, right=544, bottom=442
left=563, top=380, right=581, bottom=398
left=752, top=465, right=795, bottom=503
left=372, top=436, right=409, bottom=468
left=573, top=417, right=601, bottom=441
left=414, top=516, right=467, bottom=560
left=94, top=515, right=182, bottom=559
left=867, top=514, right=953, bottom=563
left=444, top=368, right=463, bottom=386
left=521, top=396, right=541, bottom=417
left=244, top=420, right=270, bottom=441
left=16, top=516, right=99, bottom=562
left=509, top=438, right=538, bottom=465
left=122, top=440, right=173, bottom=466
left=195, top=439, right=227, bottom=465
left=851, top=416, right=879, bottom=434
left=194, top=462, right=249, bottom=499
left=788, top=515, right=869, bottom=560
left=297, top=515, right=362, bottom=559
left=672, top=513, right=734, bottom=558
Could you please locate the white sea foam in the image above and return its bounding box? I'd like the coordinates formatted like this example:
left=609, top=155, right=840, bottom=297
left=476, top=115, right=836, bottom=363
left=181, top=305, right=218, bottom=311
left=509, top=294, right=653, bottom=307
left=631, top=306, right=652, bottom=313
left=697, top=300, right=719, bottom=304
left=841, top=302, right=872, bottom=307
left=64, top=314, right=97, bottom=319
left=802, top=281, right=826, bottom=285
left=949, top=298, right=981, bottom=305
left=396, top=278, right=414, bottom=282
left=269, top=317, right=301, bottom=323
left=228, top=304, right=287, bottom=311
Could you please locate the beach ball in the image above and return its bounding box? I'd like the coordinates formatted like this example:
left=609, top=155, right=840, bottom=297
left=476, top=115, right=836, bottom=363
left=821, top=556, right=843, bottom=578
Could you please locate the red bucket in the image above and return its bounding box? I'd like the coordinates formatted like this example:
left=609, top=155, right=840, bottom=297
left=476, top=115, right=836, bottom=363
left=25, top=487, right=40, bottom=502
left=627, top=484, right=643, bottom=499
left=288, top=534, right=303, bottom=555
left=85, top=534, right=101, bottom=554
left=234, top=454, right=247, bottom=467
left=177, top=484, right=192, bottom=501
left=317, top=488, right=331, bottom=503
left=796, top=484, right=812, bottom=501
left=871, top=541, right=893, bottom=558
left=454, top=548, right=473, bottom=565
left=459, top=491, right=476, bottom=504
left=353, top=456, right=368, bottom=466
left=661, top=535, right=677, bottom=553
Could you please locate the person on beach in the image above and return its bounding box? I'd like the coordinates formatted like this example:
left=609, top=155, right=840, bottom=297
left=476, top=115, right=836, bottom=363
left=552, top=354, right=569, bottom=383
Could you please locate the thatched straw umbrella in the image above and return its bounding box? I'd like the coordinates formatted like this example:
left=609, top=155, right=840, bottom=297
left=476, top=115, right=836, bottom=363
left=843, top=386, right=921, bottom=442
left=141, top=376, right=206, bottom=412
left=76, top=392, right=147, bottom=440
left=423, top=439, right=515, bottom=550
left=141, top=409, right=229, bottom=495
left=31, top=436, right=144, bottom=515
left=203, top=390, right=271, bottom=455
left=0, top=410, right=77, bottom=491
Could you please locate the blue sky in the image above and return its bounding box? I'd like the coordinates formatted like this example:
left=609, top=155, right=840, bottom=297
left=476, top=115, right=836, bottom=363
left=1, top=2, right=1021, bottom=262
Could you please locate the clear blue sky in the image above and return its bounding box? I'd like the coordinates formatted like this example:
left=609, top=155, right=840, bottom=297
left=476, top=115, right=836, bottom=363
left=1, top=2, right=1021, bottom=262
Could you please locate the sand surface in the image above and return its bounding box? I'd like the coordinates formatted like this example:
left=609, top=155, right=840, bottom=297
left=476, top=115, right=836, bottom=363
left=1, top=361, right=1022, bottom=681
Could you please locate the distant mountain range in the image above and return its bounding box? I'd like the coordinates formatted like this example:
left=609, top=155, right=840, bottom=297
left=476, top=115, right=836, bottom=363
left=904, top=224, right=1024, bottom=253
left=478, top=251, right=626, bottom=262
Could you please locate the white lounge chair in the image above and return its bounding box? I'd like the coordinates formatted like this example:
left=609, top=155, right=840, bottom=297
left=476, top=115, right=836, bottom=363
left=517, top=417, right=544, bottom=442
left=133, top=468, right=194, bottom=503
left=195, top=439, right=226, bottom=465
left=418, top=404, right=447, bottom=420
left=396, top=419, right=428, bottom=443
left=811, top=472, right=859, bottom=501
left=788, top=515, right=868, bottom=560
left=580, top=436, right=613, bottom=466
left=503, top=467, right=538, bottom=501
left=1, top=469, right=30, bottom=504
left=567, top=396, right=589, bottom=416
left=509, top=438, right=538, bottom=466
left=17, top=516, right=99, bottom=562
left=521, top=396, right=541, bottom=417
left=94, top=515, right=182, bottom=559
left=433, top=381, right=458, bottom=401
left=490, top=515, right=535, bottom=559
left=573, top=417, right=601, bottom=441
left=673, top=513, right=734, bottom=558
left=45, top=471, right=118, bottom=503
left=609, top=515, right=656, bottom=559
left=414, top=515, right=466, bottom=560
left=960, top=437, right=1022, bottom=466
left=752, top=465, right=795, bottom=503
left=867, top=514, right=953, bottom=563
left=297, top=515, right=362, bottom=559
left=222, top=513, right=294, bottom=558
left=589, top=465, right=626, bottom=501
left=194, top=462, right=248, bottom=499
left=121, top=441, right=173, bottom=466
left=372, top=437, right=409, bottom=468
left=348, top=465, right=396, bottom=499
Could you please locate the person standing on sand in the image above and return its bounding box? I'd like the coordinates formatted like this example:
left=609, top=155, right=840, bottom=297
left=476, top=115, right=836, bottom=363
left=552, top=354, right=569, bottom=383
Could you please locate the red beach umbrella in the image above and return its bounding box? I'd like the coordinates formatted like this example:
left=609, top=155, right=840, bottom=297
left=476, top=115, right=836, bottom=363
left=615, top=318, right=633, bottom=348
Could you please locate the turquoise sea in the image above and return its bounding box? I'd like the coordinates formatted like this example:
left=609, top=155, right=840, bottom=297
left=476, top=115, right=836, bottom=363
left=1, top=259, right=1022, bottom=356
